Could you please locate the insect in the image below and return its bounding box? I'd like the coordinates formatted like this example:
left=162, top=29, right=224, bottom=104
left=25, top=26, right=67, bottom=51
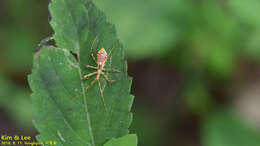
left=83, top=38, right=121, bottom=113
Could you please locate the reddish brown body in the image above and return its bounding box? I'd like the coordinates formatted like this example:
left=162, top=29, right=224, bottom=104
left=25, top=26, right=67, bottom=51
left=83, top=46, right=120, bottom=113
left=97, top=48, right=108, bottom=69
left=96, top=48, right=107, bottom=80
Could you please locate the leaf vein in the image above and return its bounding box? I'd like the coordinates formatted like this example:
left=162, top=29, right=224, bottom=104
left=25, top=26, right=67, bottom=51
left=47, top=49, right=91, bottom=145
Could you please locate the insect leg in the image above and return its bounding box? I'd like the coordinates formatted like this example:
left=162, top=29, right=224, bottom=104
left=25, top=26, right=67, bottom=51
left=85, top=64, right=98, bottom=70
left=97, top=80, right=109, bottom=113
left=103, top=68, right=121, bottom=73
left=85, top=78, right=97, bottom=91
left=107, top=46, right=116, bottom=61
left=101, top=72, right=115, bottom=82
left=82, top=71, right=97, bottom=79
left=90, top=37, right=98, bottom=64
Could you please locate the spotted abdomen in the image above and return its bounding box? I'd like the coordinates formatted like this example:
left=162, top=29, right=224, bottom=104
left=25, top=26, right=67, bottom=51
left=97, top=48, right=108, bottom=69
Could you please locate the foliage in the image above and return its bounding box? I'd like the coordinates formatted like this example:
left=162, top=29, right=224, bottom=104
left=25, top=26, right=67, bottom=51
left=104, top=134, right=137, bottom=146
left=1, top=0, right=260, bottom=146
left=28, top=0, right=135, bottom=145
left=0, top=75, right=33, bottom=130
left=94, top=0, right=189, bottom=59
left=202, top=110, right=260, bottom=146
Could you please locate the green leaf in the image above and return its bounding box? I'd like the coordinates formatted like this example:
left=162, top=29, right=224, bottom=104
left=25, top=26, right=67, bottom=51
left=28, top=0, right=134, bottom=145
left=94, top=0, right=189, bottom=59
left=202, top=111, right=260, bottom=146
left=104, top=134, right=137, bottom=146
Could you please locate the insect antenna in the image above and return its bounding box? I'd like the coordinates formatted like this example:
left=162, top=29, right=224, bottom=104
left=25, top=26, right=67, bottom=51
left=90, top=36, right=99, bottom=64
left=97, top=80, right=109, bottom=113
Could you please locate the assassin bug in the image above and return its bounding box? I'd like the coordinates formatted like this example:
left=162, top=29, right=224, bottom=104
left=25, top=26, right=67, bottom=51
left=82, top=38, right=121, bottom=113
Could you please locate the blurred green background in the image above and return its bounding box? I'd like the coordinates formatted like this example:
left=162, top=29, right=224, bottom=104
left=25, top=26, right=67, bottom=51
left=1, top=0, right=260, bottom=146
